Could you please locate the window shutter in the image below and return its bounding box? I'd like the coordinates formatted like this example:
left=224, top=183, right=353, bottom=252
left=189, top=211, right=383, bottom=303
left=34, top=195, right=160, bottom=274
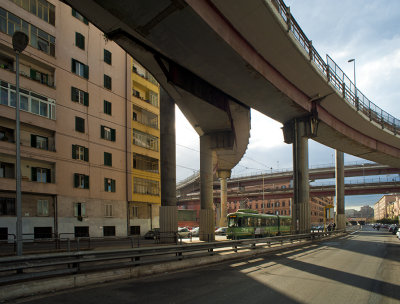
left=74, top=173, right=79, bottom=188
left=111, top=180, right=115, bottom=192
left=71, top=59, right=76, bottom=73
left=30, top=69, right=36, bottom=80
left=31, top=167, right=37, bottom=181
left=84, top=92, right=89, bottom=106
left=46, top=169, right=51, bottom=183
left=72, top=8, right=77, bottom=18
left=103, top=100, right=106, bottom=113
left=81, top=203, right=86, bottom=216
left=74, top=203, right=78, bottom=217
left=31, top=134, right=36, bottom=148
left=72, top=145, right=76, bottom=159
left=100, top=126, right=105, bottom=139
left=83, top=64, right=89, bottom=79
left=71, top=87, right=76, bottom=102
left=84, top=175, right=89, bottom=189
left=84, top=147, right=89, bottom=162
left=111, top=129, right=116, bottom=142
left=104, top=178, right=108, bottom=192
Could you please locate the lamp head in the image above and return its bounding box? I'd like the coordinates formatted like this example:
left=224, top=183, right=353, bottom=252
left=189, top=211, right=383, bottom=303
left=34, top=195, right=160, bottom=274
left=12, top=31, right=29, bottom=53
left=348, top=59, right=355, bottom=63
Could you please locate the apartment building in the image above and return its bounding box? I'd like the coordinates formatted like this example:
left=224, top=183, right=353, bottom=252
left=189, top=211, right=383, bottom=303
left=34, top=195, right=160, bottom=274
left=0, top=0, right=137, bottom=239
left=129, top=59, right=161, bottom=235
left=373, top=194, right=398, bottom=221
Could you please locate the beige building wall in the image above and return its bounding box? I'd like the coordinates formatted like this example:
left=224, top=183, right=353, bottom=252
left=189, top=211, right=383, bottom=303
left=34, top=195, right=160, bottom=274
left=0, top=0, right=132, bottom=238
left=374, top=195, right=398, bottom=221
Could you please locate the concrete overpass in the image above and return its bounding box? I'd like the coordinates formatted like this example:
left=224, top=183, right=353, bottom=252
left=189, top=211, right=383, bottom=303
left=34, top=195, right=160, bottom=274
left=63, top=0, right=400, bottom=234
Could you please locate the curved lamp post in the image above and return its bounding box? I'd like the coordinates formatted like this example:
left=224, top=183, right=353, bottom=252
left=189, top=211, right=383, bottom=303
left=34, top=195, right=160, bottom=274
left=12, top=31, right=29, bottom=256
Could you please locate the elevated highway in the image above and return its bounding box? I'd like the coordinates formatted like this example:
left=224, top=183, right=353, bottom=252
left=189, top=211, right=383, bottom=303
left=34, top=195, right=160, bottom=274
left=62, top=0, right=400, bottom=233
left=63, top=0, right=400, bottom=167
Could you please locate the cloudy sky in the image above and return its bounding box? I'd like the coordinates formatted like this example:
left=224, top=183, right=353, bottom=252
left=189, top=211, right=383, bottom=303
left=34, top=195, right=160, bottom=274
left=175, top=0, right=400, bottom=209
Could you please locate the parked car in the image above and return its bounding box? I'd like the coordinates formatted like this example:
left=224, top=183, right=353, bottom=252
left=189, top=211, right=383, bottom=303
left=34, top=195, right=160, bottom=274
left=177, top=227, right=192, bottom=238
left=190, top=227, right=199, bottom=237
left=397, top=228, right=400, bottom=240
left=389, top=224, right=397, bottom=232
left=215, top=227, right=227, bottom=235
left=144, top=229, right=160, bottom=240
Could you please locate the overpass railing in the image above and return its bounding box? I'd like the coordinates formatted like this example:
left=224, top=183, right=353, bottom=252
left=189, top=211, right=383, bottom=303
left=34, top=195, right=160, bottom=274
left=0, top=231, right=342, bottom=286
left=271, top=0, right=400, bottom=135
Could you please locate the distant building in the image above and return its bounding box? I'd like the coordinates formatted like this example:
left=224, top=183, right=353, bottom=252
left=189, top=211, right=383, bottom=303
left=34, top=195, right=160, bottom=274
left=345, top=209, right=359, bottom=217
left=359, top=205, right=374, bottom=219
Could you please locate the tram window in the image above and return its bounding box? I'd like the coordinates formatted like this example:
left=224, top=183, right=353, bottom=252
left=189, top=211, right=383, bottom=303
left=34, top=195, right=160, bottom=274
left=228, top=216, right=236, bottom=228
left=238, top=218, right=243, bottom=227
left=257, top=218, right=262, bottom=227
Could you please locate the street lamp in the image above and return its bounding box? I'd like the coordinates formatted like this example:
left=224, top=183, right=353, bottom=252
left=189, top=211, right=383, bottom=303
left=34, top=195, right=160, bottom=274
left=348, top=58, right=356, bottom=96
left=12, top=31, right=29, bottom=256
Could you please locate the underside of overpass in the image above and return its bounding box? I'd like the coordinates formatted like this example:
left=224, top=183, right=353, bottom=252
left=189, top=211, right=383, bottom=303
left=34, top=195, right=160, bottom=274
left=62, top=0, right=400, bottom=235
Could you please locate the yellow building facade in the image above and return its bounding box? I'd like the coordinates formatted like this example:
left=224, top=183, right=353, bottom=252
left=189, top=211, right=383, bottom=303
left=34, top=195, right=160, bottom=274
left=129, top=59, right=161, bottom=235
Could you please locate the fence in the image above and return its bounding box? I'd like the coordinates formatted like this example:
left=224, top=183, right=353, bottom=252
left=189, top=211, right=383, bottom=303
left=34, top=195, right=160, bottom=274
left=271, top=0, right=400, bottom=135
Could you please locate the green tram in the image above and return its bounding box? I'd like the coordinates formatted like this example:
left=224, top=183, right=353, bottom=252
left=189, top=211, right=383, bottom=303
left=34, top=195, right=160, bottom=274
left=227, top=209, right=292, bottom=239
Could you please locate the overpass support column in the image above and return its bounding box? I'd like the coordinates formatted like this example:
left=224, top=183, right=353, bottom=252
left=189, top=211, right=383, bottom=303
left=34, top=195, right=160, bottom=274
left=283, top=117, right=318, bottom=234
left=335, top=150, right=345, bottom=230
left=217, top=170, right=231, bottom=227
left=160, top=88, right=177, bottom=241
left=200, top=135, right=215, bottom=241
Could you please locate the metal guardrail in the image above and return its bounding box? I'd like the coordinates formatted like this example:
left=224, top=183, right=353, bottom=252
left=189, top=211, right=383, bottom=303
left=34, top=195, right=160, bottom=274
left=271, top=0, right=400, bottom=135
left=0, top=231, right=343, bottom=285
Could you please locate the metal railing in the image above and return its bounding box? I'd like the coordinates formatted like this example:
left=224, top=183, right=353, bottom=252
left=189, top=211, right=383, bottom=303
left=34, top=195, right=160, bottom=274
left=0, top=230, right=343, bottom=285
left=271, top=0, right=400, bottom=135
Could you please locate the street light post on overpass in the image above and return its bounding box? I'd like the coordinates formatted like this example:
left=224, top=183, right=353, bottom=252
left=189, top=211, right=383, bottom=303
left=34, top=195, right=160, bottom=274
left=348, top=58, right=356, bottom=97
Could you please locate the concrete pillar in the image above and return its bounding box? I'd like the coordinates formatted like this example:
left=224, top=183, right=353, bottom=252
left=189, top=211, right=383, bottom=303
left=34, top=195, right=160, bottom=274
left=199, top=135, right=215, bottom=241
left=217, top=170, right=231, bottom=227
left=335, top=150, right=345, bottom=230
left=160, top=88, right=177, bottom=240
left=290, top=120, right=310, bottom=234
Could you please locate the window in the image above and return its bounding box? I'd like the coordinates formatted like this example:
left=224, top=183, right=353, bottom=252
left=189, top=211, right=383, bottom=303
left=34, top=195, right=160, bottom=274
left=75, top=32, right=85, bottom=50
left=104, top=204, right=113, bottom=217
left=31, top=167, right=51, bottom=183
left=132, top=206, right=139, bottom=218
left=0, top=162, right=14, bottom=178
left=0, top=197, right=15, bottom=215
left=148, top=91, right=158, bottom=107
left=71, top=59, right=89, bottom=79
left=104, top=178, right=116, bottom=193
left=0, top=81, right=56, bottom=120
left=34, top=227, right=52, bottom=239
left=104, top=152, right=112, bottom=166
left=104, top=74, right=112, bottom=90
left=31, top=134, right=48, bottom=150
left=101, top=125, right=116, bottom=141
left=30, top=69, right=49, bottom=86
left=103, top=100, right=111, bottom=115
left=74, top=202, right=86, bottom=217
left=132, top=153, right=159, bottom=173
left=103, top=226, right=115, bottom=236
left=130, top=226, right=140, bottom=235
left=74, top=226, right=89, bottom=237
left=132, top=105, right=158, bottom=129
left=0, top=8, right=55, bottom=56
left=71, top=87, right=89, bottom=106
left=132, top=129, right=158, bottom=151
left=11, top=0, right=56, bottom=25
left=72, top=145, right=89, bottom=161
left=104, top=49, right=112, bottom=65
left=75, top=117, right=85, bottom=133
left=133, top=177, right=159, bottom=196
left=37, top=200, right=49, bottom=216
left=72, top=8, right=88, bottom=25
left=74, top=174, right=89, bottom=189
left=282, top=201, right=285, bottom=207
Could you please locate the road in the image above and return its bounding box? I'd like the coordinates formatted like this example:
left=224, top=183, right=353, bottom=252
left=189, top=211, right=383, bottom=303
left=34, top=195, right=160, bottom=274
left=16, top=226, right=400, bottom=304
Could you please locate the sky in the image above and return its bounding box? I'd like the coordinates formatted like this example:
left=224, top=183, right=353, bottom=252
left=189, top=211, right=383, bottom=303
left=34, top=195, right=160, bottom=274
left=175, top=0, right=400, bottom=210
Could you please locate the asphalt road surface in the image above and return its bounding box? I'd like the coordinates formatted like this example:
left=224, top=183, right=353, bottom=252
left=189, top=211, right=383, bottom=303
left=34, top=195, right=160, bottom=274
left=16, top=226, right=400, bottom=304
